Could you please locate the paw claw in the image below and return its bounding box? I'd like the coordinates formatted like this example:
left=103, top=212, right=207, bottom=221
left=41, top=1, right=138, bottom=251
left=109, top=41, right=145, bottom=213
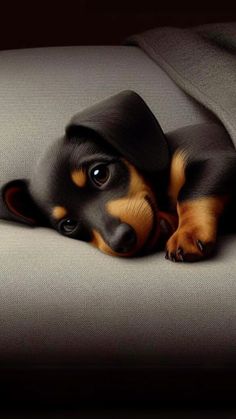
left=176, top=247, right=184, bottom=262
left=165, top=250, right=177, bottom=262
left=166, top=228, right=216, bottom=263
left=196, top=240, right=204, bottom=253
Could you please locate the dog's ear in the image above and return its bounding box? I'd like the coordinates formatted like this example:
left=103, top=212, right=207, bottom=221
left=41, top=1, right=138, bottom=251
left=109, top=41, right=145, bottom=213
left=66, top=90, right=170, bottom=173
left=0, top=179, right=45, bottom=226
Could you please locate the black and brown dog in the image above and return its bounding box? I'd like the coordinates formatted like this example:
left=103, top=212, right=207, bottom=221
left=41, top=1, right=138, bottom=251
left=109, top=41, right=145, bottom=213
left=1, top=90, right=236, bottom=262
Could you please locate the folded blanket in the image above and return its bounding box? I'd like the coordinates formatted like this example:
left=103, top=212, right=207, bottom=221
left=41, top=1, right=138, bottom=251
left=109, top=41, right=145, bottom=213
left=127, top=22, right=236, bottom=147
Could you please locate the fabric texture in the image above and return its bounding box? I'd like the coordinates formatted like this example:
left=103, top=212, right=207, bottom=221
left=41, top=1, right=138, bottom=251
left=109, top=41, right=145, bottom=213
left=0, top=46, right=211, bottom=184
left=127, top=22, right=236, bottom=146
left=1, top=222, right=236, bottom=367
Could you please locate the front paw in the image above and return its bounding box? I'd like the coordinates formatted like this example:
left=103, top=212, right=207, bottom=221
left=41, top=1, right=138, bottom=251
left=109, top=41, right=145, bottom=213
left=165, top=227, right=215, bottom=262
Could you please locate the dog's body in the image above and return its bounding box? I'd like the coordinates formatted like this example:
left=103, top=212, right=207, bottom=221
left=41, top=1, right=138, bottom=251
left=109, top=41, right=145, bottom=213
left=1, top=91, right=236, bottom=262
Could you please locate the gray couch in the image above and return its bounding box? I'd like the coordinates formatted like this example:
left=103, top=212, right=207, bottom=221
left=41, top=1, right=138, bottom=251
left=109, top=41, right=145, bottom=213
left=0, top=45, right=236, bottom=409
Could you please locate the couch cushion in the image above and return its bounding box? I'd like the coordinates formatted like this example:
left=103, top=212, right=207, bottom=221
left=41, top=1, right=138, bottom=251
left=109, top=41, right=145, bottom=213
left=0, top=220, right=236, bottom=367
left=0, top=46, right=211, bottom=184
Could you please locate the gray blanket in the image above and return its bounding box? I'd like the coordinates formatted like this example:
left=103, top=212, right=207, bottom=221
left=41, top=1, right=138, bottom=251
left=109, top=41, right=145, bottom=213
left=127, top=22, right=236, bottom=146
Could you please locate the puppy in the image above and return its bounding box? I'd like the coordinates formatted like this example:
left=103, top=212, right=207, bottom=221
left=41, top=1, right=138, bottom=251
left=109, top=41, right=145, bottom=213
left=1, top=90, right=236, bottom=262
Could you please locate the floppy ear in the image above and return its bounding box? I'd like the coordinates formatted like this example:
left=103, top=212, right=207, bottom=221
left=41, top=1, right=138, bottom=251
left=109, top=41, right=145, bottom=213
left=66, top=90, right=170, bottom=173
left=0, top=179, right=45, bottom=226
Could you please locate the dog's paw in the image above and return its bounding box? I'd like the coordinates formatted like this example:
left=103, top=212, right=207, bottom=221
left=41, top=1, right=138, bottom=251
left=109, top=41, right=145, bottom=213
left=165, top=227, right=215, bottom=262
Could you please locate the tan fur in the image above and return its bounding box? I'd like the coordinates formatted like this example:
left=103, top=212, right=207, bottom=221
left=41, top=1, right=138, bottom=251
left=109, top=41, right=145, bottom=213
left=104, top=160, right=157, bottom=254
left=106, top=195, right=153, bottom=251
left=127, top=161, right=151, bottom=196
left=168, top=149, right=187, bottom=207
left=166, top=196, right=227, bottom=260
left=71, top=169, right=87, bottom=188
left=52, top=206, right=67, bottom=220
left=91, top=230, right=119, bottom=256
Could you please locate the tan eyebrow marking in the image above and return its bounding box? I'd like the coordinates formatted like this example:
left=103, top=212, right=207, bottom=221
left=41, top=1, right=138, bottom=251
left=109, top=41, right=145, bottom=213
left=52, top=206, right=68, bottom=220
left=71, top=169, right=87, bottom=188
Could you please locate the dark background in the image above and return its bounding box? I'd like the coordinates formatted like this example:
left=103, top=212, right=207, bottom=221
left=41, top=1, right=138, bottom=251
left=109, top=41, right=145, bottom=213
left=0, top=1, right=235, bottom=50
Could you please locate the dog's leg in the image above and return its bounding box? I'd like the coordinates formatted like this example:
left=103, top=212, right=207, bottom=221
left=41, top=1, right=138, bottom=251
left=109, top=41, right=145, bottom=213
left=166, top=196, right=227, bottom=261
left=165, top=151, right=236, bottom=262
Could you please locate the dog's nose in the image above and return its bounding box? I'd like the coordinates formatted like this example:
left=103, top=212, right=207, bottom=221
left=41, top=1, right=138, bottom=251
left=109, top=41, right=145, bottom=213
left=110, top=223, right=137, bottom=254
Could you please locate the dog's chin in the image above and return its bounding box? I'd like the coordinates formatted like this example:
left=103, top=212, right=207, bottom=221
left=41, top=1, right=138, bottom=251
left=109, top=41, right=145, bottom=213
left=92, top=223, right=157, bottom=258
left=94, top=212, right=177, bottom=257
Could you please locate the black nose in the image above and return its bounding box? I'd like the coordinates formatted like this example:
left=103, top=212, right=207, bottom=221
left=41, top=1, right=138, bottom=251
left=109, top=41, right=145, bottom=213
left=110, top=223, right=137, bottom=254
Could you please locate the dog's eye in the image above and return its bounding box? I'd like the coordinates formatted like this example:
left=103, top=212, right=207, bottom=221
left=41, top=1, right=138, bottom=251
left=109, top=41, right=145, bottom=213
left=89, top=164, right=110, bottom=187
left=59, top=218, right=78, bottom=234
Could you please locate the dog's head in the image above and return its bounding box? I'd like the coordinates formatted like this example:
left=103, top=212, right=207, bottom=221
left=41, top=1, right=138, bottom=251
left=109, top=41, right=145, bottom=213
left=0, top=91, right=174, bottom=256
